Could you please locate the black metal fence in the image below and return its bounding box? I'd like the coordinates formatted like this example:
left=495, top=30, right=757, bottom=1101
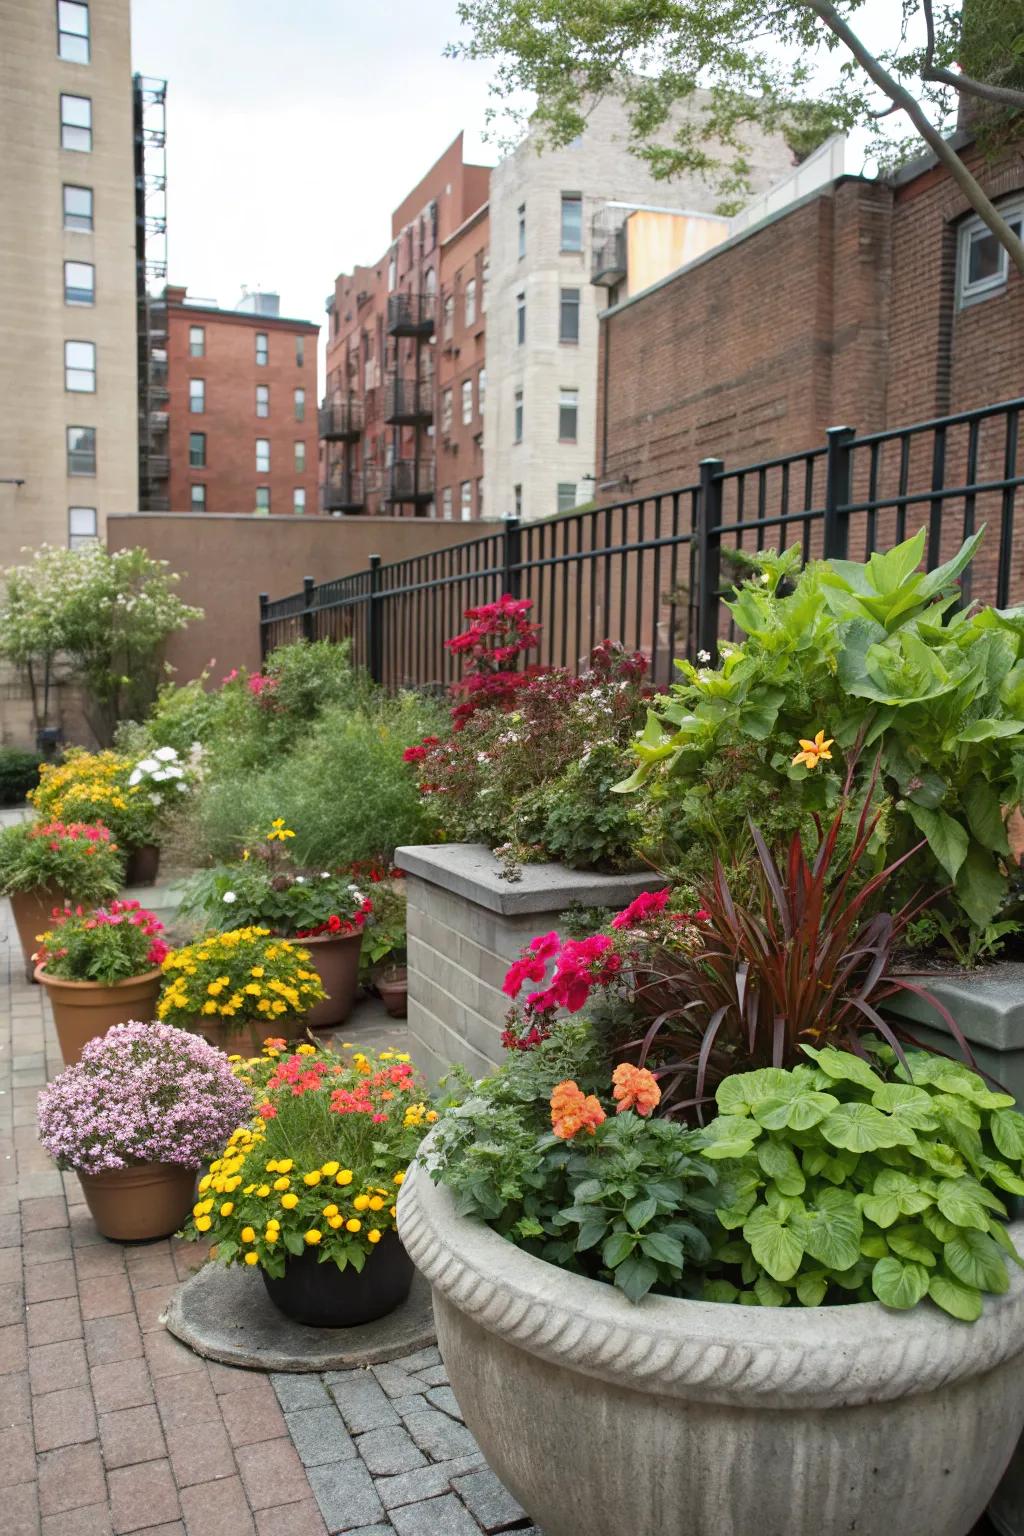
left=260, top=397, right=1023, bottom=687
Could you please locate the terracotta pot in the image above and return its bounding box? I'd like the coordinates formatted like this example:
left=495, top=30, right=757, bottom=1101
left=125, top=843, right=161, bottom=887
left=8, top=883, right=63, bottom=983
left=301, top=931, right=363, bottom=1029
left=188, top=1016, right=269, bottom=1060
left=375, top=965, right=408, bottom=1019
left=77, top=1161, right=196, bottom=1242
left=36, top=965, right=164, bottom=1066
left=261, top=1230, right=414, bottom=1328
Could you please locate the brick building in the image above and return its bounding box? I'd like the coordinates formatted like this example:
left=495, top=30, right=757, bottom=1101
left=161, top=285, right=319, bottom=516
left=437, top=201, right=489, bottom=520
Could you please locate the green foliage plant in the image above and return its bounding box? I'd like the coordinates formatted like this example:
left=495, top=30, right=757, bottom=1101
left=34, top=899, right=167, bottom=985
left=0, top=749, right=41, bottom=805
left=0, top=819, right=123, bottom=904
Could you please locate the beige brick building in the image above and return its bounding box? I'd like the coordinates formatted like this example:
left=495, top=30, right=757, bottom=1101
left=0, top=0, right=139, bottom=564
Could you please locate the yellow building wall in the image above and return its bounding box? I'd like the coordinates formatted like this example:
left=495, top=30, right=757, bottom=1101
left=625, top=210, right=730, bottom=298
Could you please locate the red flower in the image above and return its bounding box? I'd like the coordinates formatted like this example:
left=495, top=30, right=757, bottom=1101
left=611, top=888, right=672, bottom=930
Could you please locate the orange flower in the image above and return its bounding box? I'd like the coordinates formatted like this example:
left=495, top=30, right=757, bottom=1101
left=550, top=1080, right=606, bottom=1140
left=611, top=1063, right=661, bottom=1117
left=792, top=729, right=833, bottom=770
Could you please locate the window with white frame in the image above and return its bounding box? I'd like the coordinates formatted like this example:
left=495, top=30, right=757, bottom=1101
left=465, top=277, right=477, bottom=328
left=557, top=481, right=577, bottom=514
left=478, top=368, right=486, bottom=414
left=68, top=505, right=97, bottom=548
left=442, top=487, right=453, bottom=519
left=256, top=438, right=270, bottom=472
left=189, top=377, right=205, bottom=413
left=294, top=441, right=306, bottom=472
left=460, top=481, right=473, bottom=520
left=293, top=487, right=306, bottom=514
left=60, top=94, right=91, bottom=152
left=560, top=193, right=583, bottom=251
left=957, top=200, right=1024, bottom=306
left=441, top=388, right=452, bottom=434
left=190, top=484, right=206, bottom=511
left=66, top=425, right=95, bottom=475
left=189, top=432, right=205, bottom=467
left=189, top=325, right=205, bottom=357
left=294, top=387, right=305, bottom=421
left=63, top=184, right=92, bottom=231
left=443, top=294, right=454, bottom=340
left=255, top=488, right=270, bottom=514
left=64, top=260, right=94, bottom=305
left=65, top=339, right=95, bottom=391
left=559, top=287, right=580, bottom=343
left=516, top=291, right=525, bottom=346
left=514, top=389, right=523, bottom=443
left=256, top=384, right=269, bottom=418
left=558, top=387, right=578, bottom=441
left=57, top=2, right=90, bottom=63
left=255, top=331, right=268, bottom=366
left=461, top=378, right=473, bottom=425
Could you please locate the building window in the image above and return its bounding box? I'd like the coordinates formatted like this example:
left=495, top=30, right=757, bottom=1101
left=478, top=368, right=486, bottom=415
left=443, top=294, right=454, bottom=341
left=57, top=1, right=90, bottom=62
left=294, top=442, right=306, bottom=472
left=517, top=204, right=526, bottom=259
left=255, top=332, right=268, bottom=366
left=465, top=278, right=477, bottom=328
left=63, top=184, right=92, bottom=231
left=66, top=425, right=95, bottom=475
left=60, top=93, right=92, bottom=152
left=561, top=193, right=583, bottom=251
left=255, top=488, right=270, bottom=514
left=558, top=387, right=579, bottom=441
left=441, top=388, right=452, bottom=434
left=559, top=287, right=580, bottom=343
left=516, top=291, right=525, bottom=346
left=557, top=481, right=577, bottom=514
left=461, top=379, right=473, bottom=426
left=514, top=389, right=523, bottom=444
left=65, top=339, right=95, bottom=391
left=69, top=505, right=97, bottom=549
left=514, top=483, right=522, bottom=517
left=460, top=481, right=473, bottom=521
left=442, top=487, right=453, bottom=520
left=481, top=256, right=489, bottom=314
left=294, top=387, right=305, bottom=421
left=188, top=432, right=206, bottom=467
left=293, top=487, right=306, bottom=514
left=189, top=377, right=205, bottom=413
left=256, top=384, right=269, bottom=418
left=387, top=252, right=397, bottom=291
left=190, top=484, right=206, bottom=511
left=957, top=200, right=1024, bottom=306
left=189, top=325, right=205, bottom=357
left=64, top=260, right=94, bottom=305
left=256, top=438, right=270, bottom=472
left=296, top=335, right=304, bottom=367
left=477, top=477, right=484, bottom=518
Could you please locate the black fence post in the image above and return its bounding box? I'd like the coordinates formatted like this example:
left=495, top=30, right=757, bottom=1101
left=695, top=457, right=724, bottom=660
left=367, top=555, right=383, bottom=685
left=301, top=576, right=316, bottom=643
left=823, top=425, right=856, bottom=560
left=502, top=515, right=522, bottom=598
left=258, top=593, right=269, bottom=664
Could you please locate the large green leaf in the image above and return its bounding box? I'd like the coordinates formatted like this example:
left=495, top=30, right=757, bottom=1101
left=601, top=1231, right=636, bottom=1269
left=757, top=1139, right=806, bottom=1196
left=716, top=1069, right=791, bottom=1116
left=871, top=1256, right=930, bottom=1309
left=703, top=1278, right=741, bottom=1303
left=958, top=719, right=1024, bottom=742
left=944, top=1229, right=1009, bottom=1293
left=886, top=1224, right=939, bottom=1266
left=742, top=1205, right=804, bottom=1283
left=791, top=1188, right=862, bottom=1271
left=991, top=1109, right=1024, bottom=1162
left=955, top=841, right=1008, bottom=928
left=822, top=1102, right=916, bottom=1153
left=795, top=1270, right=829, bottom=1307
left=614, top=1255, right=659, bottom=1303
left=963, top=778, right=1011, bottom=854
left=699, top=1115, right=761, bottom=1160
left=802, top=1045, right=881, bottom=1091
left=754, top=1083, right=839, bottom=1133
left=928, top=1269, right=983, bottom=1321
left=870, top=1083, right=939, bottom=1131
left=916, top=528, right=987, bottom=603
left=905, top=802, right=969, bottom=881
left=638, top=1231, right=686, bottom=1269
left=935, top=1178, right=992, bottom=1231
left=753, top=1273, right=789, bottom=1307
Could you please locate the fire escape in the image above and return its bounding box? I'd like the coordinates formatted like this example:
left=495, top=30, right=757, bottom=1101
left=384, top=291, right=435, bottom=514
left=133, top=75, right=168, bottom=511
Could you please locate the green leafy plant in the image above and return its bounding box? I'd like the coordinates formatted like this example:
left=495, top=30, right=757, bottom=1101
left=698, top=1046, right=1024, bottom=1319
left=360, top=881, right=407, bottom=974
left=0, top=820, right=123, bottom=903
left=35, top=900, right=168, bottom=985
left=0, top=749, right=41, bottom=805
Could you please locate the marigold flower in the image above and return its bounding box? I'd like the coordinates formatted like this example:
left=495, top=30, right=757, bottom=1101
left=280, top=1192, right=299, bottom=1209
left=244, top=1251, right=259, bottom=1265
left=240, top=1226, right=256, bottom=1244
left=353, top=1194, right=370, bottom=1211
left=550, top=1080, right=606, bottom=1140
left=368, top=1229, right=382, bottom=1245
left=792, top=729, right=834, bottom=770
left=611, top=1063, right=661, bottom=1117
left=346, top=1218, right=362, bottom=1233
left=336, top=1169, right=354, bottom=1186
left=304, top=1229, right=322, bottom=1245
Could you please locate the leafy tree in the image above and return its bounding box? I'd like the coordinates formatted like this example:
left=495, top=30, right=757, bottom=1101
left=451, top=0, right=1024, bottom=275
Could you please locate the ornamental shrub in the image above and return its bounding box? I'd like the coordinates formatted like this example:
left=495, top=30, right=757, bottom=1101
left=30, top=749, right=168, bottom=848
left=0, top=749, right=41, bottom=805
left=37, top=1021, right=252, bottom=1173
left=184, top=1041, right=436, bottom=1276
left=35, top=900, right=169, bottom=985
left=0, top=820, right=123, bottom=904
left=157, top=927, right=326, bottom=1028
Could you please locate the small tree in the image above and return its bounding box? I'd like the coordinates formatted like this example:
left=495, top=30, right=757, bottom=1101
left=450, top=0, right=1024, bottom=276
left=0, top=545, right=203, bottom=747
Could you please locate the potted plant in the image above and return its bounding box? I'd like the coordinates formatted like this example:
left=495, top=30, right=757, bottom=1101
left=37, top=1020, right=251, bottom=1241
left=123, top=745, right=191, bottom=884
left=180, top=820, right=373, bottom=1026
left=156, top=925, right=327, bottom=1058
left=0, top=819, right=124, bottom=981
left=361, top=880, right=408, bottom=1018
left=184, top=1041, right=438, bottom=1327
left=34, top=899, right=170, bottom=1065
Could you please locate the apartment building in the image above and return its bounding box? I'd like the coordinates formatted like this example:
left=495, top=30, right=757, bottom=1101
left=0, top=0, right=139, bottom=559
left=160, top=286, right=320, bottom=516
left=437, top=202, right=489, bottom=521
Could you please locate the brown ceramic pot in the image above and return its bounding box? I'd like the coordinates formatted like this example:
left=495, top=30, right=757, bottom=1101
left=301, top=931, right=363, bottom=1029
left=9, top=883, right=64, bottom=983
left=36, top=965, right=164, bottom=1066
left=375, top=964, right=408, bottom=1019
left=125, top=843, right=161, bottom=887
left=189, top=1016, right=269, bottom=1059
left=77, top=1161, right=196, bottom=1242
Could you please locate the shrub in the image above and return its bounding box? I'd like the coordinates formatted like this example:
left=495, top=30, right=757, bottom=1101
left=0, top=820, right=123, bottom=903
left=0, top=749, right=41, bottom=805
left=29, top=749, right=167, bottom=848
left=37, top=1021, right=253, bottom=1173
left=35, top=900, right=168, bottom=985
left=157, top=927, right=326, bottom=1029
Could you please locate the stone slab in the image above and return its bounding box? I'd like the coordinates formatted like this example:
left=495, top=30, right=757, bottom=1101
left=395, top=842, right=663, bottom=917
left=885, top=962, right=1024, bottom=1051
left=164, top=1260, right=435, bottom=1373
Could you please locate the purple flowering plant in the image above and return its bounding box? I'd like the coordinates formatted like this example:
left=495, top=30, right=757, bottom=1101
left=37, top=1021, right=253, bottom=1173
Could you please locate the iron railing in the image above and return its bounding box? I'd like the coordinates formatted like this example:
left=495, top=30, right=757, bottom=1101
left=384, top=375, right=434, bottom=425
left=386, top=292, right=435, bottom=337
left=385, top=459, right=435, bottom=505
left=262, top=398, right=1024, bottom=686
left=318, top=397, right=363, bottom=440
left=320, top=468, right=368, bottom=513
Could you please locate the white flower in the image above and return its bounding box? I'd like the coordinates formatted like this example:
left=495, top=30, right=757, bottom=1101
left=222, top=891, right=237, bottom=904
left=295, top=875, right=305, bottom=884
left=321, top=872, right=330, bottom=879
left=164, top=764, right=184, bottom=779
left=151, top=769, right=168, bottom=782
left=136, top=758, right=158, bottom=774
left=128, top=768, right=143, bottom=786
left=697, top=649, right=711, bottom=664
left=153, top=746, right=178, bottom=763
left=176, top=781, right=188, bottom=792
left=149, top=793, right=162, bottom=806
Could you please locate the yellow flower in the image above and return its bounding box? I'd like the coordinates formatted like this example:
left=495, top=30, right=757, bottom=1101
left=322, top=1161, right=339, bottom=1177
left=251, top=966, right=265, bottom=978
left=792, top=729, right=834, bottom=771
left=380, top=1051, right=395, bottom=1061
left=345, top=1218, right=362, bottom=1233
left=336, top=1170, right=353, bottom=1186
left=369, top=1196, right=384, bottom=1212
left=281, top=1192, right=299, bottom=1209
left=368, top=1229, right=382, bottom=1245
left=328, top=1214, right=344, bottom=1230
left=220, top=1202, right=234, bottom=1217
left=304, top=1229, right=322, bottom=1245
left=194, top=1216, right=212, bottom=1232
left=256, top=1185, right=270, bottom=1198
left=244, top=1251, right=259, bottom=1266
left=277, top=1159, right=293, bottom=1173
left=198, top=1175, right=213, bottom=1194
left=266, top=1159, right=279, bottom=1173
left=296, top=1043, right=316, bottom=1056
left=426, top=1111, right=438, bottom=1123
left=353, top=1194, right=370, bottom=1212
left=240, top=1226, right=256, bottom=1244
left=393, top=1171, right=406, bottom=1185
left=323, top=1204, right=339, bottom=1218
left=389, top=1206, right=397, bottom=1218
left=303, top=1171, right=321, bottom=1187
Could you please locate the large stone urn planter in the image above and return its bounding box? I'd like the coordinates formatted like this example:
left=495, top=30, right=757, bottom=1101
left=395, top=844, right=664, bottom=1085
left=398, top=1161, right=1024, bottom=1536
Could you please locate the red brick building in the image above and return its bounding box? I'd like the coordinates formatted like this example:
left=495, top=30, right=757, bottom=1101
left=161, top=286, right=320, bottom=516
left=437, top=202, right=489, bottom=520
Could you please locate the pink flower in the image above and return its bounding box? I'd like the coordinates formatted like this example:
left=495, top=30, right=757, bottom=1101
left=611, top=888, right=672, bottom=930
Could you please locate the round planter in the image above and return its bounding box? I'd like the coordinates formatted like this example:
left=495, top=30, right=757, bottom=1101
left=300, top=931, right=363, bottom=1029
left=261, top=1230, right=414, bottom=1328
left=78, top=1160, right=196, bottom=1242
left=188, top=1016, right=270, bottom=1060
left=8, top=883, right=63, bottom=983
left=125, top=843, right=161, bottom=887
left=374, top=965, right=408, bottom=1019
left=36, top=965, right=163, bottom=1066
left=398, top=1162, right=1024, bottom=1536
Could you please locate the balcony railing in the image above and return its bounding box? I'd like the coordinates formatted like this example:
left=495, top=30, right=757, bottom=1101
left=384, top=375, right=433, bottom=425
left=591, top=224, right=626, bottom=287
left=147, top=454, right=170, bottom=479
left=385, top=458, right=435, bottom=504
left=318, top=397, right=363, bottom=440
left=321, top=469, right=367, bottom=513
left=386, top=292, right=435, bottom=337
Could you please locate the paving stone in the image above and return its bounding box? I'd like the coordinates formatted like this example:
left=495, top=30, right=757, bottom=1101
left=235, top=1435, right=310, bottom=1510
left=306, top=1456, right=385, bottom=1533
left=372, top=1361, right=424, bottom=1399
left=285, top=1404, right=356, bottom=1467
left=40, top=1497, right=115, bottom=1534
left=178, top=1475, right=257, bottom=1536
left=0, top=1280, right=23, bottom=1326
left=91, top=1357, right=156, bottom=1414
left=98, top=1404, right=167, bottom=1469
left=413, top=1364, right=449, bottom=1388
left=133, top=1283, right=176, bottom=1334
left=5, top=1478, right=40, bottom=1535
left=326, top=1369, right=400, bottom=1433
left=453, top=1467, right=527, bottom=1532
left=164, top=1415, right=236, bottom=1488
left=0, top=1246, right=20, bottom=1283
left=108, top=1458, right=181, bottom=1534
left=356, top=1423, right=427, bottom=1476
left=153, top=1369, right=221, bottom=1428
left=0, top=1368, right=31, bottom=1423
left=29, top=1298, right=83, bottom=1347
left=30, top=1337, right=90, bottom=1395
left=377, top=1456, right=487, bottom=1512
left=84, top=1312, right=142, bottom=1365
left=270, top=1371, right=331, bottom=1411
left=143, top=1328, right=205, bottom=1379
left=73, top=1244, right=127, bottom=1279
left=33, top=1383, right=98, bottom=1450
left=391, top=1346, right=441, bottom=1373
left=37, top=1441, right=109, bottom=1516
left=403, top=1407, right=480, bottom=1463
left=0, top=1422, right=35, bottom=1487
left=24, top=1259, right=76, bottom=1303
left=392, top=1393, right=433, bottom=1419
left=219, top=1381, right=288, bottom=1447
left=80, top=1273, right=134, bottom=1320
left=425, top=1385, right=463, bottom=1421
left=254, top=1496, right=329, bottom=1536
left=21, top=1196, right=68, bottom=1231
left=22, top=1225, right=73, bottom=1265
left=390, top=1492, right=487, bottom=1536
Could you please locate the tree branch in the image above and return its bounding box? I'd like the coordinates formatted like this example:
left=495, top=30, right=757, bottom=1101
left=922, top=0, right=935, bottom=71
left=802, top=0, right=1024, bottom=281
left=921, top=65, right=1024, bottom=113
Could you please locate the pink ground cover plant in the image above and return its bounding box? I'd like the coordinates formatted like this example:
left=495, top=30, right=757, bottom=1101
left=37, top=1020, right=253, bottom=1173
left=34, top=898, right=169, bottom=984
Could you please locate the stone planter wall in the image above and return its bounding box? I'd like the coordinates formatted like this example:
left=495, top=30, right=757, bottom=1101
left=396, top=844, right=663, bottom=1085
left=885, top=961, right=1024, bottom=1101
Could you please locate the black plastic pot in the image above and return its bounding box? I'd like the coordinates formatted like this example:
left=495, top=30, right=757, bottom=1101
left=261, top=1231, right=414, bottom=1328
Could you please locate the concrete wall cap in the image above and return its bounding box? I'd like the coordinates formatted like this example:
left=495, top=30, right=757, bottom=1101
left=395, top=843, right=665, bottom=917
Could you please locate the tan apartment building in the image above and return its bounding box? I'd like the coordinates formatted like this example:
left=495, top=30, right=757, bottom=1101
left=0, top=0, right=139, bottom=560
